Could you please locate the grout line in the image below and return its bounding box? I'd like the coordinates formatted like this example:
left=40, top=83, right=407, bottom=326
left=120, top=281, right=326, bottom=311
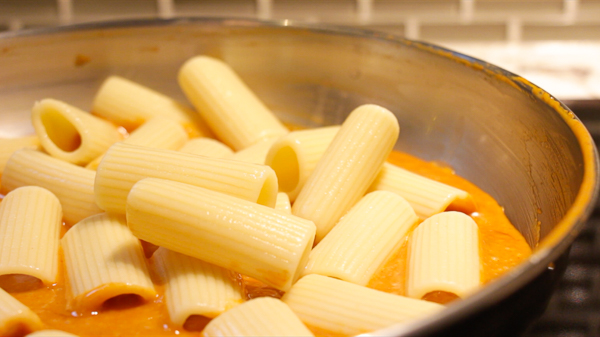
left=57, top=0, right=73, bottom=25
left=157, top=0, right=174, bottom=19
left=357, top=0, right=372, bottom=25
left=506, top=16, right=522, bottom=45
left=405, top=17, right=420, bottom=40
left=257, top=0, right=272, bottom=20
left=459, top=0, right=474, bottom=24
left=563, top=0, right=579, bottom=25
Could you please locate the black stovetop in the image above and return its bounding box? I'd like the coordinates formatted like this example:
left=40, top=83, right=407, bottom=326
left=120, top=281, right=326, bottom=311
left=523, top=100, right=600, bottom=337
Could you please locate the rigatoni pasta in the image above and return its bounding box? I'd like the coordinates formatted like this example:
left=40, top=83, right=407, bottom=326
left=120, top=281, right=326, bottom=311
left=201, top=297, right=314, bottom=337
left=265, top=126, right=340, bottom=202
left=126, top=178, right=316, bottom=291
left=292, top=105, right=399, bottom=243
left=153, top=247, right=243, bottom=326
left=304, top=191, right=418, bottom=286
left=31, top=99, right=122, bottom=166
left=275, top=192, right=292, bottom=214
left=0, top=148, right=102, bottom=225
left=178, top=55, right=289, bottom=150
left=86, top=116, right=188, bottom=170
left=282, top=274, right=443, bottom=336
left=94, top=142, right=278, bottom=214
left=0, top=287, right=43, bottom=336
left=61, top=213, right=156, bottom=312
left=369, top=163, right=476, bottom=219
left=0, top=56, right=533, bottom=337
left=0, top=135, right=39, bottom=175
left=92, top=75, right=213, bottom=138
left=407, top=211, right=480, bottom=301
left=179, top=138, right=234, bottom=158
left=0, top=186, right=62, bottom=284
left=227, top=137, right=281, bottom=165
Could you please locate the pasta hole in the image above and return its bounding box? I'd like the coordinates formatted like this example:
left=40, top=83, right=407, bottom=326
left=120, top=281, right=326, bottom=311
left=0, top=274, right=43, bottom=292
left=257, top=172, right=278, bottom=207
left=183, top=315, right=211, bottom=332
left=422, top=291, right=460, bottom=304
left=40, top=108, right=81, bottom=152
left=269, top=146, right=299, bottom=193
left=101, top=294, right=144, bottom=311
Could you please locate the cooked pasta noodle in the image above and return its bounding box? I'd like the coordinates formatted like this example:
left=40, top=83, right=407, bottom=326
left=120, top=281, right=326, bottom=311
left=126, top=178, right=316, bottom=291
left=61, top=213, right=156, bottom=311
left=31, top=99, right=122, bottom=166
left=92, top=76, right=213, bottom=138
left=292, top=105, right=399, bottom=243
left=94, top=142, right=278, bottom=214
left=407, top=211, right=480, bottom=300
left=202, top=297, right=314, bottom=337
left=0, top=186, right=62, bottom=283
left=178, top=56, right=288, bottom=150
left=0, top=148, right=101, bottom=225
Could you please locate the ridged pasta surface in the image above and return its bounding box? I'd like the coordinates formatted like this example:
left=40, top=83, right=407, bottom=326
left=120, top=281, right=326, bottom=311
left=369, top=163, right=475, bottom=219
left=202, top=297, right=313, bottom=337
left=94, top=142, right=278, bottom=213
left=0, top=148, right=101, bottom=225
left=282, top=274, right=442, bottom=336
left=0, top=287, right=43, bottom=336
left=61, top=213, right=156, bottom=311
left=32, top=99, right=122, bottom=166
left=0, top=136, right=39, bottom=174
left=178, top=138, right=234, bottom=158
left=126, top=178, right=316, bottom=291
left=292, top=104, right=399, bottom=242
left=265, top=126, right=340, bottom=202
left=407, top=211, right=481, bottom=299
left=153, top=248, right=242, bottom=326
left=178, top=56, right=288, bottom=150
left=92, top=76, right=213, bottom=138
left=305, top=191, right=418, bottom=285
left=0, top=186, right=62, bottom=283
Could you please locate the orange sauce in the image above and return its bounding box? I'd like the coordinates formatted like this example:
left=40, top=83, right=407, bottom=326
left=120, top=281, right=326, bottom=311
left=368, top=151, right=532, bottom=297
left=2, top=150, right=531, bottom=336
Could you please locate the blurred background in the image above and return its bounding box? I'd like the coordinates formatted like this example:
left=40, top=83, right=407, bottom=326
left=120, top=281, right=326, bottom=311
left=1, top=0, right=599, bottom=101
left=2, top=1, right=600, bottom=336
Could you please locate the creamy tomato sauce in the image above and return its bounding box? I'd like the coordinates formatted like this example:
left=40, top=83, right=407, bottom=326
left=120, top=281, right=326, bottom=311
left=1, top=150, right=531, bottom=337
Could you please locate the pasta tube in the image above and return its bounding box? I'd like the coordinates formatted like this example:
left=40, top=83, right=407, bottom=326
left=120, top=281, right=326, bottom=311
left=304, top=191, right=418, bottom=286
left=0, top=287, right=43, bottom=336
left=178, top=55, right=288, bottom=150
left=61, top=213, right=156, bottom=312
left=153, top=248, right=243, bottom=326
left=0, top=149, right=101, bottom=225
left=31, top=99, right=122, bottom=166
left=265, top=126, right=340, bottom=202
left=0, top=186, right=62, bottom=284
left=92, top=75, right=213, bottom=138
left=293, top=105, right=399, bottom=243
left=95, top=142, right=278, bottom=214
left=227, top=137, right=280, bottom=165
left=368, top=163, right=475, bottom=219
left=202, top=297, right=314, bottom=337
left=179, top=138, right=234, bottom=158
left=407, top=211, right=480, bottom=301
left=85, top=116, right=188, bottom=170
left=0, top=136, right=39, bottom=175
left=26, top=330, right=78, bottom=337
left=282, top=274, right=443, bottom=336
left=275, top=192, right=292, bottom=214
left=126, top=178, right=316, bottom=291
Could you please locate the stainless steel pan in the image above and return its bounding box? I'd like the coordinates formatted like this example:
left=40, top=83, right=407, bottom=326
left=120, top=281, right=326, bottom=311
left=0, top=18, right=597, bottom=336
